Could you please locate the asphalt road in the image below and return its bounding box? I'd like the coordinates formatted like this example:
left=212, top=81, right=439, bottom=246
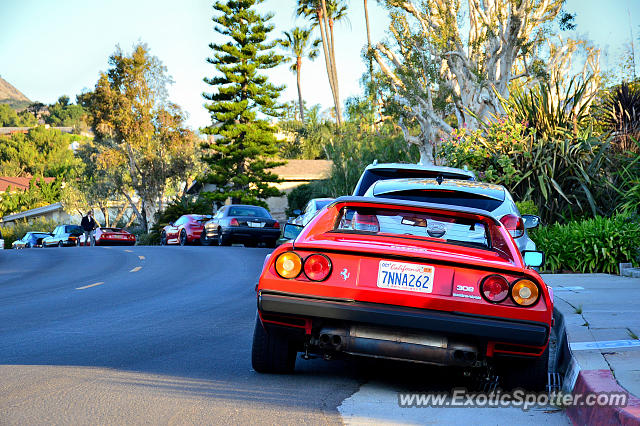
left=0, top=246, right=570, bottom=425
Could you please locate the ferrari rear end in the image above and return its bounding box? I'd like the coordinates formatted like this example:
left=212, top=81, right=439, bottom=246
left=252, top=197, right=552, bottom=390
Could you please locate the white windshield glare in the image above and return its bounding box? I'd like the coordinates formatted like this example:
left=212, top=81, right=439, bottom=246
left=336, top=207, right=489, bottom=248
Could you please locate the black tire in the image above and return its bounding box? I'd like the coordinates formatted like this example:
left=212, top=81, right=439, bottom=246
left=25, top=242, right=32, bottom=248
left=245, top=241, right=257, bottom=248
left=161, top=231, right=167, bottom=246
left=179, top=230, right=187, bottom=246
left=58, top=241, right=64, bottom=248
left=251, top=315, right=296, bottom=374
left=499, top=345, right=549, bottom=391
left=217, top=228, right=229, bottom=246
left=200, top=232, right=211, bottom=246
left=266, top=240, right=277, bottom=249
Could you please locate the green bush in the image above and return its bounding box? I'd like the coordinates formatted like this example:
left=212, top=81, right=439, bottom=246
left=135, top=232, right=158, bottom=246
left=529, top=216, right=640, bottom=273
left=286, top=180, right=331, bottom=217
left=0, top=217, right=59, bottom=249
left=516, top=200, right=539, bottom=216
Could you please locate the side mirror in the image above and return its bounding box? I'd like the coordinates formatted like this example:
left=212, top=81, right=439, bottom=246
left=522, top=214, right=540, bottom=230
left=293, top=209, right=302, bottom=216
left=522, top=250, right=544, bottom=268
left=283, top=223, right=304, bottom=240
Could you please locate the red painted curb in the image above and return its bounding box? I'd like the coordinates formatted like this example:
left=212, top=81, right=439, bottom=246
left=567, top=369, right=640, bottom=426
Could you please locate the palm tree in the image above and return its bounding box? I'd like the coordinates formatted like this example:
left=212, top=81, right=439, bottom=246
left=296, top=0, right=348, bottom=126
left=281, top=27, right=321, bottom=123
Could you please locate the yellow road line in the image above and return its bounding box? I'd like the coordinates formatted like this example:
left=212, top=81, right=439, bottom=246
left=130, top=266, right=142, bottom=272
left=76, top=282, right=104, bottom=290
left=124, top=249, right=133, bottom=253
left=138, top=255, right=145, bottom=260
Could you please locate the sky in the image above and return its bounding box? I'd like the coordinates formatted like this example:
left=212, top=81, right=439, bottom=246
left=1, top=0, right=639, bottom=132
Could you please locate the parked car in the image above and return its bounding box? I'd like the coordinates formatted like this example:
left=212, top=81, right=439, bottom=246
left=161, top=214, right=211, bottom=246
left=202, top=205, right=280, bottom=247
left=363, top=178, right=540, bottom=253
left=252, top=196, right=550, bottom=390
left=292, top=198, right=335, bottom=226
left=42, top=225, right=83, bottom=247
left=12, top=232, right=52, bottom=249
left=353, top=162, right=476, bottom=196
left=77, top=227, right=136, bottom=246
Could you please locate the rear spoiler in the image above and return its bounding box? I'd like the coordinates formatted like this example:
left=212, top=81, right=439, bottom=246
left=328, top=196, right=501, bottom=226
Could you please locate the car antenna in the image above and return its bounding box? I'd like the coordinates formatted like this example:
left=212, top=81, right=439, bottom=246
left=436, top=174, right=444, bottom=185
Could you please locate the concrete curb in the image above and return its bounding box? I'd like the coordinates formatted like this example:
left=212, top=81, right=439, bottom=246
left=554, top=308, right=640, bottom=425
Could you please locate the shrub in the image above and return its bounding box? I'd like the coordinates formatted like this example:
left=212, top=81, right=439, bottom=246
left=135, top=232, right=158, bottom=246
left=529, top=216, right=640, bottom=273
left=516, top=200, right=539, bottom=216
left=286, top=180, right=331, bottom=217
left=0, top=217, right=59, bottom=249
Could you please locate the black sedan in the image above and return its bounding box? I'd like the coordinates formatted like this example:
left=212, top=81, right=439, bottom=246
left=42, top=225, right=83, bottom=247
left=201, top=205, right=280, bottom=247
left=12, top=232, right=52, bottom=249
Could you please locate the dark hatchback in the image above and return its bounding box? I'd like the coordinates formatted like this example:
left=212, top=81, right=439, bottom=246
left=202, top=205, right=280, bottom=247
left=42, top=225, right=84, bottom=247
left=12, top=232, right=52, bottom=249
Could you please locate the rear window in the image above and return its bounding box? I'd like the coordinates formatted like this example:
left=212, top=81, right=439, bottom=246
left=376, top=190, right=502, bottom=212
left=228, top=206, right=270, bottom=218
left=66, top=225, right=83, bottom=234
left=335, top=207, right=490, bottom=249
left=355, top=169, right=474, bottom=196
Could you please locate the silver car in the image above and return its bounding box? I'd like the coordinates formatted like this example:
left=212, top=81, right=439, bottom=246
left=293, top=197, right=335, bottom=226
left=363, top=178, right=540, bottom=253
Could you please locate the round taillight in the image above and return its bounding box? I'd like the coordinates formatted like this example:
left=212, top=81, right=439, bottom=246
left=511, top=279, right=540, bottom=307
left=275, top=252, right=302, bottom=279
left=480, top=275, right=510, bottom=303
left=303, top=254, right=332, bottom=281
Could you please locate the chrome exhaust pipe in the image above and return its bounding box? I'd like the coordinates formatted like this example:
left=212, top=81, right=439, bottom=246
left=318, top=325, right=479, bottom=367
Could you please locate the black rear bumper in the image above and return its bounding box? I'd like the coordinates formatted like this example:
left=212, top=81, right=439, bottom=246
left=258, top=291, right=549, bottom=347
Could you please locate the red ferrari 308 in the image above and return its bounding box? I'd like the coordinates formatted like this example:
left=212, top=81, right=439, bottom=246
left=78, top=227, right=136, bottom=246
left=252, top=197, right=552, bottom=390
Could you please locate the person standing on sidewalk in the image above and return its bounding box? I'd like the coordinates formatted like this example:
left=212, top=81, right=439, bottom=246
left=80, top=211, right=97, bottom=246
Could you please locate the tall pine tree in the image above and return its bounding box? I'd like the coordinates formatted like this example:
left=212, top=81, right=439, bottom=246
left=202, top=0, right=285, bottom=207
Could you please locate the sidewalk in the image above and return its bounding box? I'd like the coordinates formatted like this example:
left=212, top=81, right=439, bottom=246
left=542, top=273, right=640, bottom=424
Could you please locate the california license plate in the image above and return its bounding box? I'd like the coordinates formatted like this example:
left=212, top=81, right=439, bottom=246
left=377, top=260, right=434, bottom=293
left=248, top=222, right=265, bottom=228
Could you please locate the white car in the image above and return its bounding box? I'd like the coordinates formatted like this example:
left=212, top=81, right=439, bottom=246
left=363, top=178, right=540, bottom=254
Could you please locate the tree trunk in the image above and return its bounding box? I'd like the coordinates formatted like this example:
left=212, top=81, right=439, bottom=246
left=316, top=6, right=341, bottom=126
left=364, top=0, right=375, bottom=131
left=112, top=203, right=128, bottom=227
left=122, top=191, right=148, bottom=232
left=296, top=57, right=305, bottom=123
left=326, top=14, right=342, bottom=125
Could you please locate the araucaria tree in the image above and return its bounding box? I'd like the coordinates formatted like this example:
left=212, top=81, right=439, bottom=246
left=202, top=0, right=284, bottom=207
left=85, top=44, right=199, bottom=232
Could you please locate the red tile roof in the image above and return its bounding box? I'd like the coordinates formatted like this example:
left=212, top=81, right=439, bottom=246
left=0, top=176, right=55, bottom=192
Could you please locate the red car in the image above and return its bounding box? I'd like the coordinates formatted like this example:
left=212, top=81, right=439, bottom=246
left=78, top=227, right=136, bottom=246
left=161, top=214, right=211, bottom=246
left=252, top=197, right=552, bottom=390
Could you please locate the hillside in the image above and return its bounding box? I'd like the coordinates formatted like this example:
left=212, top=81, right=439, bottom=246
left=0, top=76, right=31, bottom=110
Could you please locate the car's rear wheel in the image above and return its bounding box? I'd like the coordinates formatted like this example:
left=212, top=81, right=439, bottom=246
left=251, top=315, right=296, bottom=374
left=58, top=241, right=64, bottom=248
left=499, top=345, right=549, bottom=391
left=25, top=242, right=32, bottom=248
left=179, top=230, right=187, bottom=246
left=200, top=232, right=211, bottom=246
left=161, top=231, right=167, bottom=246
left=217, top=228, right=229, bottom=246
